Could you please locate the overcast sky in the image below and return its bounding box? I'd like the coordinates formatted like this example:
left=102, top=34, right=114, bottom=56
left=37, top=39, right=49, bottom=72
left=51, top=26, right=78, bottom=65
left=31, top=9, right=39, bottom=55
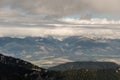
left=0, top=0, right=120, bottom=66
left=0, top=0, right=120, bottom=39
left=0, top=0, right=120, bottom=17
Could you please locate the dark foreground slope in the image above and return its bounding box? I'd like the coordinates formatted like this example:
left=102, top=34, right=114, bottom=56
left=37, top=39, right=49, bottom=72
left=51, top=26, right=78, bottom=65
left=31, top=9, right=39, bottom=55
left=0, top=53, right=120, bottom=80
left=0, top=53, right=48, bottom=80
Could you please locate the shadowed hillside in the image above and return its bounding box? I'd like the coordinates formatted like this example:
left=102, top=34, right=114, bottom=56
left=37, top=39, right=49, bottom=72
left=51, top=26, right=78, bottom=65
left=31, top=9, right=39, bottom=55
left=0, top=53, right=47, bottom=80
left=0, top=53, right=120, bottom=80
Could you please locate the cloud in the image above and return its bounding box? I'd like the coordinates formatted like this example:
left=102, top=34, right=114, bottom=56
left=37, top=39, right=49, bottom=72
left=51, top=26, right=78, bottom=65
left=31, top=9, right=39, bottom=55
left=31, top=57, right=73, bottom=67
left=25, top=55, right=32, bottom=59
left=59, top=18, right=120, bottom=24
left=0, top=0, right=120, bottom=16
left=97, top=58, right=120, bottom=64
left=0, top=21, right=120, bottom=39
left=0, top=8, right=21, bottom=16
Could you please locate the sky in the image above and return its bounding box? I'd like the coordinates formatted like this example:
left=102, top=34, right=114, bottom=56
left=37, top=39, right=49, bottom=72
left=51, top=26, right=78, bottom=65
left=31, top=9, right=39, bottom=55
left=0, top=0, right=120, bottom=39
left=0, top=0, right=120, bottom=18
left=0, top=0, right=120, bottom=67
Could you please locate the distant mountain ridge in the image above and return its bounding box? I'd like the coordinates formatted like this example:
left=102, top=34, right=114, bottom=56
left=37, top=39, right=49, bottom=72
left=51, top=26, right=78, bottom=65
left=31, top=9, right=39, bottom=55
left=49, top=61, right=120, bottom=71
left=0, top=36, right=120, bottom=67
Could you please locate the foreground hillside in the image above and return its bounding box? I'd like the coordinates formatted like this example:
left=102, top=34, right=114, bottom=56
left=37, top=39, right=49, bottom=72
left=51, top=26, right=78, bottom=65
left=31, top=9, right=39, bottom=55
left=0, top=53, right=120, bottom=80
left=49, top=62, right=120, bottom=80
left=0, top=53, right=47, bottom=80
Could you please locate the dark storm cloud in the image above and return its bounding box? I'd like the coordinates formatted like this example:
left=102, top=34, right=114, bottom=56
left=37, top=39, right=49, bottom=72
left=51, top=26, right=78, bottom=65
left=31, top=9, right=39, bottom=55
left=0, top=0, right=120, bottom=16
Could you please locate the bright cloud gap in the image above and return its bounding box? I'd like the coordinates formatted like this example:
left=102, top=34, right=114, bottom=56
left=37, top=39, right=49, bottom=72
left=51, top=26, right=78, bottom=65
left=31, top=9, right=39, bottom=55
left=59, top=18, right=120, bottom=24
left=0, top=25, right=119, bottom=40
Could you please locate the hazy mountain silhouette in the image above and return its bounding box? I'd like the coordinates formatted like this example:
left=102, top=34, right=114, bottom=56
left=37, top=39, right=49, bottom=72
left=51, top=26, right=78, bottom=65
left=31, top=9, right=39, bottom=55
left=0, top=37, right=120, bottom=67
left=49, top=61, right=120, bottom=71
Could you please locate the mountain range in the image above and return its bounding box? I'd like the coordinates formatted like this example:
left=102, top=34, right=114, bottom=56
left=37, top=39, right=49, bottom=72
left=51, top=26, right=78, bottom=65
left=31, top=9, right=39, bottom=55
left=0, top=36, right=120, bottom=67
